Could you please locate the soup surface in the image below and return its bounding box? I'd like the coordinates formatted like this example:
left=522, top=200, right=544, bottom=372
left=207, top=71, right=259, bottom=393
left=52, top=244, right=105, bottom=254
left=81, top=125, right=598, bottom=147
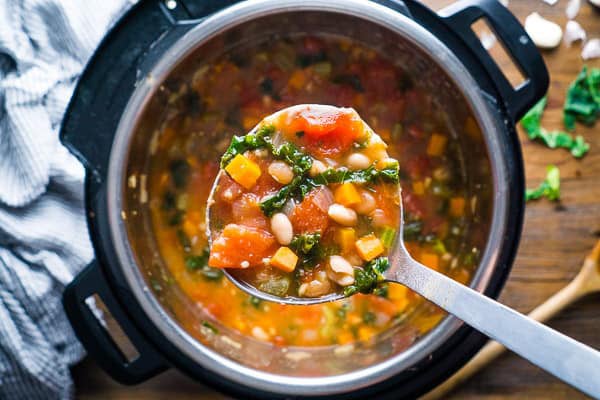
left=148, top=35, right=479, bottom=347
left=208, top=104, right=401, bottom=298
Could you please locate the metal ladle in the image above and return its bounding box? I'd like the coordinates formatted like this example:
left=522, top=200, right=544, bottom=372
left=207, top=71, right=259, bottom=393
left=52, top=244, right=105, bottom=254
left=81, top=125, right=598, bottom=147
left=207, top=170, right=600, bottom=397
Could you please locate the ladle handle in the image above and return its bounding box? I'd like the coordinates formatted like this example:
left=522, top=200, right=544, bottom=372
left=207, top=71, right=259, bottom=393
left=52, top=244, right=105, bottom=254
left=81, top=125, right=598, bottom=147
left=390, top=256, right=600, bottom=398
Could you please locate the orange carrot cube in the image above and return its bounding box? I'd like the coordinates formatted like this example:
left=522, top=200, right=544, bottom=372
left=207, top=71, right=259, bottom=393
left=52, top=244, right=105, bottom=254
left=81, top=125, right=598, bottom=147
left=355, top=234, right=384, bottom=261
left=224, top=154, right=262, bottom=190
left=270, top=247, right=298, bottom=273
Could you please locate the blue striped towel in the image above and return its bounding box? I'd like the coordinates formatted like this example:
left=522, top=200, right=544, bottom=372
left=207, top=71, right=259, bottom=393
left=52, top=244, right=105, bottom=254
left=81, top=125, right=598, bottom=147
left=0, top=1, right=133, bottom=398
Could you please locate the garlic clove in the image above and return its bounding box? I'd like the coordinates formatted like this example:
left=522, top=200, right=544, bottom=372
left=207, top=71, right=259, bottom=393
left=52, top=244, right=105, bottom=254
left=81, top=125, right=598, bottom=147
left=525, top=12, right=563, bottom=49
left=563, top=20, right=586, bottom=47
left=566, top=0, right=581, bottom=19
left=581, top=38, right=600, bottom=60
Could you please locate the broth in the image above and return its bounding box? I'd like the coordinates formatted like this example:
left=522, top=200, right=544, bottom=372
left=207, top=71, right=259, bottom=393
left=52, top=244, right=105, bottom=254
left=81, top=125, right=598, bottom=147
left=146, top=34, right=481, bottom=347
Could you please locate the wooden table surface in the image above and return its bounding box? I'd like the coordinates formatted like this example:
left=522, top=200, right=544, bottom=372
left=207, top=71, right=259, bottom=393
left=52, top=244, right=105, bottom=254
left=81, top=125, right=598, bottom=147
left=71, top=1, right=600, bottom=398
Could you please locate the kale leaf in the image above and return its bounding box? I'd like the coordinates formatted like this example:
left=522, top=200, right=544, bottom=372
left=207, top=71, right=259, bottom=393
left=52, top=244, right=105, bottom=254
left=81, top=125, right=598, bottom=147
left=185, top=247, right=224, bottom=281
left=343, top=257, right=390, bottom=296
left=525, top=165, right=560, bottom=202
left=521, top=97, right=589, bottom=158
left=220, top=124, right=275, bottom=168
left=563, top=66, right=600, bottom=130
left=312, top=163, right=400, bottom=185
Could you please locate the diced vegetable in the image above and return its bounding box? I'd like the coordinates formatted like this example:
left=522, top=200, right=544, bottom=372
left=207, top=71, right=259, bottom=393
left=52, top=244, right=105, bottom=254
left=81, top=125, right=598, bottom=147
left=208, top=224, right=276, bottom=268
left=288, top=70, right=306, bottom=90
left=412, top=181, right=425, bottom=196
left=355, top=234, right=384, bottom=261
left=449, top=197, right=465, bottom=218
left=335, top=228, right=356, bottom=253
left=270, top=247, right=299, bottom=272
left=525, top=165, right=561, bottom=201
left=334, top=182, right=361, bottom=207
left=224, top=154, right=262, bottom=189
left=426, top=134, right=447, bottom=157
left=379, top=227, right=396, bottom=249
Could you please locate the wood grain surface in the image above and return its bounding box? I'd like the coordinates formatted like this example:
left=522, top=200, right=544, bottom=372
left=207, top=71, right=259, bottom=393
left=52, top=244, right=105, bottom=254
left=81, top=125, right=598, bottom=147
left=71, top=1, right=600, bottom=398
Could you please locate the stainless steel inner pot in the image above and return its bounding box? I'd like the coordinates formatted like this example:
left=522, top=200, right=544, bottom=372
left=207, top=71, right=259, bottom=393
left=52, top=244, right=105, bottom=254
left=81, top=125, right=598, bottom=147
left=106, top=0, right=511, bottom=395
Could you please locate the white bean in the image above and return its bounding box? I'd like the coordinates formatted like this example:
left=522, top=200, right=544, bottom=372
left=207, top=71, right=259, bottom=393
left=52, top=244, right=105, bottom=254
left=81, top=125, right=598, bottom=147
left=328, top=256, right=354, bottom=274
left=268, top=161, right=294, bottom=184
left=369, top=208, right=391, bottom=227
left=327, top=256, right=356, bottom=287
left=328, top=204, right=358, bottom=226
left=309, top=159, right=327, bottom=177
left=270, top=213, right=293, bottom=245
left=353, top=190, right=376, bottom=215
left=298, top=273, right=332, bottom=297
left=346, top=153, right=371, bottom=170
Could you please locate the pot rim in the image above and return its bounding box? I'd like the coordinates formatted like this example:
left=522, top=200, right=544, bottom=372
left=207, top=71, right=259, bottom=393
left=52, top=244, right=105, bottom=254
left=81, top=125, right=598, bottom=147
left=106, top=0, right=510, bottom=395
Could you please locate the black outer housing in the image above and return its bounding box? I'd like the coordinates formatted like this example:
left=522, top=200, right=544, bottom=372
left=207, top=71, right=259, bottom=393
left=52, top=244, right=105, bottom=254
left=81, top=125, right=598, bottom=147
left=61, top=0, right=546, bottom=398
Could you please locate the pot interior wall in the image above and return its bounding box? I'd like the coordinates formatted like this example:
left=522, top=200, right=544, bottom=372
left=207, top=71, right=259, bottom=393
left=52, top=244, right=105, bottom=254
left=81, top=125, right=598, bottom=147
left=121, top=10, right=493, bottom=377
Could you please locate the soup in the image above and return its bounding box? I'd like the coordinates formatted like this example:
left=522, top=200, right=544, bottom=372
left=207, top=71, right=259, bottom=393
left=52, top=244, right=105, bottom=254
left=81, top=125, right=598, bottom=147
left=208, top=105, right=401, bottom=298
left=147, top=35, right=479, bottom=347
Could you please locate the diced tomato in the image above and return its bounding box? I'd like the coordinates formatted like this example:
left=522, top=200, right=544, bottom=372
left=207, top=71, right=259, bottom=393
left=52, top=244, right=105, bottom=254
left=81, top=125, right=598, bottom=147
left=290, top=189, right=330, bottom=233
left=208, top=224, right=276, bottom=268
left=283, top=106, right=363, bottom=157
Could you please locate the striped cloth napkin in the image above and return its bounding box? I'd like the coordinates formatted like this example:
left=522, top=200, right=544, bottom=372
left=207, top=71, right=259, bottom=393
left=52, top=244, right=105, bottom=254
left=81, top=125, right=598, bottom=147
left=0, top=1, right=132, bottom=398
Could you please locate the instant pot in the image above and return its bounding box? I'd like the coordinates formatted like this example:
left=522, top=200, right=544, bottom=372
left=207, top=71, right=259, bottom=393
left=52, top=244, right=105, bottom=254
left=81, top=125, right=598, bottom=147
left=62, top=0, right=548, bottom=398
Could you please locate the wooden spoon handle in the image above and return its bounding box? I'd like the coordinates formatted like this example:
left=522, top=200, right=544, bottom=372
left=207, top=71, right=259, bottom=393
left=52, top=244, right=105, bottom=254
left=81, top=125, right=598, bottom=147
left=421, top=240, right=600, bottom=400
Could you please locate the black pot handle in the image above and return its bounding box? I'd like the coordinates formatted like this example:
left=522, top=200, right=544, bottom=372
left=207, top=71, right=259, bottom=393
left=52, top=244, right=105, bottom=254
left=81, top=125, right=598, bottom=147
left=63, top=261, right=167, bottom=384
left=439, top=0, right=549, bottom=122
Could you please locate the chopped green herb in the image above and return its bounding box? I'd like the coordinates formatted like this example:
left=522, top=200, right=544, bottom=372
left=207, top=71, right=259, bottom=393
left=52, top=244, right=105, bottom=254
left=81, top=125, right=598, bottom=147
left=296, top=51, right=327, bottom=67
left=373, top=283, right=389, bottom=298
left=332, top=74, right=364, bottom=92
left=290, top=233, right=321, bottom=254
left=168, top=210, right=184, bottom=226
left=290, top=233, right=327, bottom=269
left=169, top=159, right=190, bottom=188
left=521, top=97, right=589, bottom=158
left=312, top=164, right=400, bottom=186
left=185, top=248, right=223, bottom=281
left=336, top=303, right=349, bottom=322
left=176, top=229, right=191, bottom=252
left=220, top=124, right=275, bottom=168
left=162, top=191, right=176, bottom=211
left=271, top=142, right=313, bottom=175
left=259, top=77, right=274, bottom=95
left=249, top=296, right=262, bottom=309
left=201, top=321, right=219, bottom=334
left=403, top=220, right=423, bottom=241
left=525, top=165, right=560, bottom=202
left=344, top=257, right=390, bottom=296
left=150, top=278, right=162, bottom=292
left=362, top=311, right=376, bottom=325
left=563, top=66, right=600, bottom=130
